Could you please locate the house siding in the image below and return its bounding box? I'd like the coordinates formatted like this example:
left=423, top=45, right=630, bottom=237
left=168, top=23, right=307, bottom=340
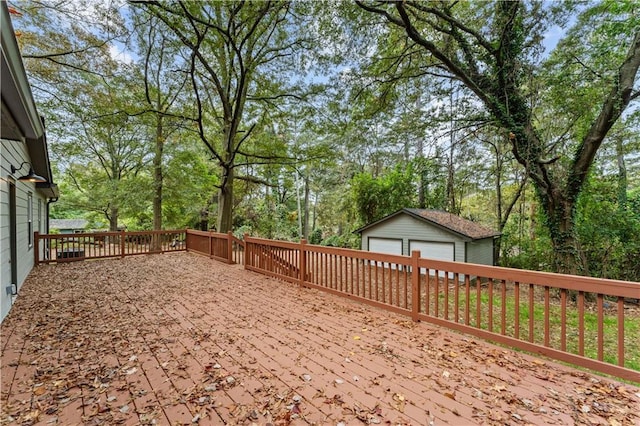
left=1, top=138, right=47, bottom=322
left=360, top=213, right=467, bottom=261
left=466, top=238, right=495, bottom=265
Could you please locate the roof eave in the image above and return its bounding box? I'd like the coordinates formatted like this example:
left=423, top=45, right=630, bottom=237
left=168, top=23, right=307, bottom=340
left=1, top=3, right=44, bottom=140
left=1, top=3, right=57, bottom=189
left=360, top=208, right=501, bottom=241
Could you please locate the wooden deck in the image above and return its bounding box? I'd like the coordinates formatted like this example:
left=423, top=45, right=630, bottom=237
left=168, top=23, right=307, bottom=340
left=1, top=252, right=638, bottom=425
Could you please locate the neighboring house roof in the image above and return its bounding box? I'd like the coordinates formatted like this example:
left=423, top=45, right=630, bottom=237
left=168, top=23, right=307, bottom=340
left=50, top=219, right=88, bottom=230
left=1, top=3, right=58, bottom=199
left=355, top=208, right=501, bottom=240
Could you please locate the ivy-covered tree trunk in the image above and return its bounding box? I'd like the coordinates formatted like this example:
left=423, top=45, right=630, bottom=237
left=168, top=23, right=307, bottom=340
left=150, top=116, right=164, bottom=251
left=539, top=188, right=585, bottom=274
left=358, top=0, right=640, bottom=274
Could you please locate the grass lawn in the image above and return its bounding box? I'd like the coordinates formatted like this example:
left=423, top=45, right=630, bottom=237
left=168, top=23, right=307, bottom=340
left=422, top=279, right=640, bottom=371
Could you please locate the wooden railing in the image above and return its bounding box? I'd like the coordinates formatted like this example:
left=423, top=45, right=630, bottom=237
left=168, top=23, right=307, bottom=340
left=245, top=237, right=300, bottom=280
left=32, top=229, right=639, bottom=381
left=34, top=230, right=187, bottom=264
left=185, top=229, right=245, bottom=265
left=244, top=237, right=640, bottom=382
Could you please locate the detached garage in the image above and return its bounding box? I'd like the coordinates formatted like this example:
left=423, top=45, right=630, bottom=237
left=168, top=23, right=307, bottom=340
left=355, top=208, right=500, bottom=266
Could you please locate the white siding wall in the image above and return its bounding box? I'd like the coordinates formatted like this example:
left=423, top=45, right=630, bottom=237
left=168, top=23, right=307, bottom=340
left=361, top=213, right=466, bottom=261
left=1, top=138, right=46, bottom=322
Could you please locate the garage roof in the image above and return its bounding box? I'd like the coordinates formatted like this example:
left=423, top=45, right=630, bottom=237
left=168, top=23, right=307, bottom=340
left=355, top=208, right=501, bottom=240
left=50, top=219, right=89, bottom=230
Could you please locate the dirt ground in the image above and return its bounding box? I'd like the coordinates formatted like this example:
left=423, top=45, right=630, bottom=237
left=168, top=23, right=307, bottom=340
left=1, top=252, right=639, bottom=425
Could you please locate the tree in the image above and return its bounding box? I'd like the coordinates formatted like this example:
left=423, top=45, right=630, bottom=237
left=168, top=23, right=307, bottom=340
left=131, top=11, right=189, bottom=232
left=356, top=1, right=640, bottom=274
left=351, top=165, right=416, bottom=225
left=132, top=1, right=311, bottom=232
left=59, top=72, right=148, bottom=231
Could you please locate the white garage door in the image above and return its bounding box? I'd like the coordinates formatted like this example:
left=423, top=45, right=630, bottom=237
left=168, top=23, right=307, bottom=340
left=369, top=238, right=402, bottom=268
left=410, top=241, right=456, bottom=278
left=368, top=238, right=402, bottom=255
left=409, top=241, right=454, bottom=261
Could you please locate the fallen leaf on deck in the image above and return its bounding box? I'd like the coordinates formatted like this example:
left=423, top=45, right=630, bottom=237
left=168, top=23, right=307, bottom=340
left=391, top=393, right=406, bottom=412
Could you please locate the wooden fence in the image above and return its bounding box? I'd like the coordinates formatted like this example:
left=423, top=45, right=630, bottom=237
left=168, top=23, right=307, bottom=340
left=244, top=236, right=640, bottom=382
left=34, top=230, right=187, bottom=264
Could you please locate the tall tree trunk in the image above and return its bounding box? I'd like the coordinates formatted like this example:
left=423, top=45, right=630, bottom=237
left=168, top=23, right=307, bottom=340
left=217, top=163, right=234, bottom=233
left=616, top=136, right=627, bottom=207
left=539, top=189, right=586, bottom=275
left=109, top=206, right=119, bottom=232
left=303, top=174, right=310, bottom=240
left=446, top=150, right=456, bottom=213
left=494, top=153, right=504, bottom=264
left=312, top=190, right=317, bottom=231
left=416, top=136, right=425, bottom=209
left=152, top=115, right=164, bottom=250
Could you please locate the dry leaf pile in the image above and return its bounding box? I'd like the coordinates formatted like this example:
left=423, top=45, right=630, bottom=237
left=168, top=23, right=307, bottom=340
left=1, top=253, right=638, bottom=425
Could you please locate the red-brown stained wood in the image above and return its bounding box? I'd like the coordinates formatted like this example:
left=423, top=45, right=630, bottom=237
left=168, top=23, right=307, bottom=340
left=1, top=252, right=638, bottom=425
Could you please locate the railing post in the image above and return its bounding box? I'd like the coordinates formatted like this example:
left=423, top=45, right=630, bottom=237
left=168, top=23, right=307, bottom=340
left=120, top=230, right=125, bottom=258
left=184, top=230, right=188, bottom=252
left=208, top=230, right=213, bottom=259
left=34, top=232, right=40, bottom=265
left=411, top=250, right=420, bottom=322
left=243, top=234, right=250, bottom=268
left=299, top=239, right=307, bottom=288
left=227, top=231, right=234, bottom=264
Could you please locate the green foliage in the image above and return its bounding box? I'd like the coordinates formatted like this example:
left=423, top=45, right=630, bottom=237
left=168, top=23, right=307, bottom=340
left=320, top=232, right=360, bottom=249
left=235, top=199, right=299, bottom=241
left=309, top=228, right=323, bottom=245
left=351, top=165, right=416, bottom=225
left=500, top=202, right=555, bottom=272
left=11, top=1, right=640, bottom=282
left=576, top=177, right=640, bottom=281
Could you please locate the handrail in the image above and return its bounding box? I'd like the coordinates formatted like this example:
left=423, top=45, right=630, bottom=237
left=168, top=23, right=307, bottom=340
left=35, top=229, right=187, bottom=264
left=184, top=230, right=245, bottom=265
left=243, top=236, right=640, bottom=382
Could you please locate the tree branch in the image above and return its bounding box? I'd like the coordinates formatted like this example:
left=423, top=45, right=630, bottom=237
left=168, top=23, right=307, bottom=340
left=569, top=30, right=640, bottom=202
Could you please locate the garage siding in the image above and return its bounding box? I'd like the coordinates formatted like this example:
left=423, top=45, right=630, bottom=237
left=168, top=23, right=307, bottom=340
left=466, top=238, right=495, bottom=265
left=360, top=213, right=466, bottom=261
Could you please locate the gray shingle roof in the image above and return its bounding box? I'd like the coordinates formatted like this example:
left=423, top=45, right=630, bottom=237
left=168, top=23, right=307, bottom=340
left=50, top=219, right=88, bottom=230
left=404, top=208, right=500, bottom=239
left=355, top=208, right=500, bottom=240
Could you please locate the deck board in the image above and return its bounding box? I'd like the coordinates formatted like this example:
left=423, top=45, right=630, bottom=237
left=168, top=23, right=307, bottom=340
left=1, top=252, right=638, bottom=425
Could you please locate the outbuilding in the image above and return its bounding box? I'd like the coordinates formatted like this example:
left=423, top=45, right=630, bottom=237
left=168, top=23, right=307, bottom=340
left=355, top=208, right=500, bottom=265
left=50, top=219, right=89, bottom=234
